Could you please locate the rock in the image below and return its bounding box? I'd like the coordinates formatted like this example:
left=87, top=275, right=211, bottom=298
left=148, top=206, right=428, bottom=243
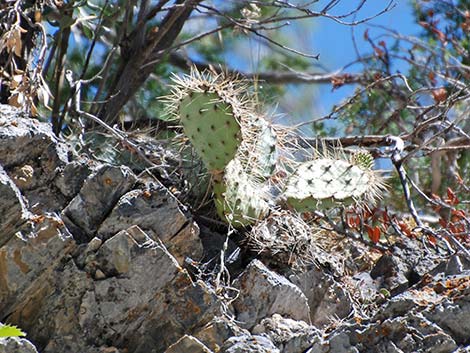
left=233, top=259, right=310, bottom=330
left=9, top=259, right=91, bottom=353
left=312, top=331, right=358, bottom=353
left=290, top=267, right=352, bottom=328
left=422, top=283, right=470, bottom=345
left=351, top=314, right=457, bottom=353
left=0, top=337, right=38, bottom=353
left=4, top=226, right=220, bottom=353
left=0, top=213, right=76, bottom=318
left=370, top=238, right=444, bottom=296
left=62, top=165, right=137, bottom=242
left=222, top=335, right=280, bottom=353
left=98, top=179, right=202, bottom=264
left=194, top=316, right=248, bottom=352
left=166, top=335, right=213, bottom=353
left=0, top=106, right=71, bottom=211
left=370, top=253, right=409, bottom=295
left=0, top=105, right=67, bottom=168
left=79, top=229, right=220, bottom=353
left=0, top=166, right=30, bottom=245
left=54, top=160, right=92, bottom=199
left=252, top=314, right=322, bottom=353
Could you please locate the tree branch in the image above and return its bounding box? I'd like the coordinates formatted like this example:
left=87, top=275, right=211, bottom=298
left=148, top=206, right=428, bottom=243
left=169, top=52, right=365, bottom=85
left=97, top=0, right=202, bottom=124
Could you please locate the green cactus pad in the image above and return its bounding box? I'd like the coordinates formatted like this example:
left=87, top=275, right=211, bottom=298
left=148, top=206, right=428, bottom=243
left=283, top=158, right=381, bottom=211
left=246, top=120, right=278, bottom=180
left=179, top=92, right=241, bottom=171
left=213, top=159, right=270, bottom=227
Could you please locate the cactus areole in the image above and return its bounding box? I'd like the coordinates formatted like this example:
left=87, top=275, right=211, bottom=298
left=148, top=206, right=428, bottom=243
left=179, top=92, right=241, bottom=172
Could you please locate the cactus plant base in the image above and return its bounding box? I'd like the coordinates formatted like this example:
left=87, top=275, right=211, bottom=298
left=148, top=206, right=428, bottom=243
left=179, top=92, right=241, bottom=171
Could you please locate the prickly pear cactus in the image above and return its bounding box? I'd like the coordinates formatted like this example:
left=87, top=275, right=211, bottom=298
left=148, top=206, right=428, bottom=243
left=213, top=158, right=270, bottom=227
left=282, top=155, right=384, bottom=211
left=165, top=67, right=266, bottom=173
left=179, top=91, right=241, bottom=171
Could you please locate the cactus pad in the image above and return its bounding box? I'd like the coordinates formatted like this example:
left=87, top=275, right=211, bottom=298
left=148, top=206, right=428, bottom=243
left=179, top=92, right=241, bottom=171
left=282, top=158, right=383, bottom=211
left=213, top=158, right=270, bottom=227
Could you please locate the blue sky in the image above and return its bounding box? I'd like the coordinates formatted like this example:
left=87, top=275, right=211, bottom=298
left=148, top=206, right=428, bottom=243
left=220, top=1, right=420, bottom=129
left=312, top=0, right=419, bottom=116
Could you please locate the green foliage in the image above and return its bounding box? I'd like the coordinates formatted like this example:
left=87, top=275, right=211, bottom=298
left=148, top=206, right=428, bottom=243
left=0, top=324, right=26, bottom=338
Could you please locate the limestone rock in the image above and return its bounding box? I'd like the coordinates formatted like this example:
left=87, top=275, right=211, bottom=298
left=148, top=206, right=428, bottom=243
left=422, top=283, right=470, bottom=345
left=0, top=213, right=76, bottom=318
left=0, top=337, right=38, bottom=353
left=233, top=259, right=310, bottom=330
left=0, top=105, right=67, bottom=168
left=166, top=335, right=213, bottom=353
left=54, top=160, right=92, bottom=199
left=252, top=314, right=322, bottom=353
left=0, top=106, right=71, bottom=211
left=291, top=267, right=352, bottom=328
left=0, top=166, right=30, bottom=245
left=62, top=165, right=137, bottom=242
left=78, top=229, right=220, bottom=353
left=98, top=179, right=202, bottom=264
left=222, top=335, right=280, bottom=353
left=194, top=316, right=248, bottom=352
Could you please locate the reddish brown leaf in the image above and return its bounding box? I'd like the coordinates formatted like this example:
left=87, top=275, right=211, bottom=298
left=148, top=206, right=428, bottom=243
left=397, top=221, right=413, bottom=237
left=439, top=218, right=447, bottom=228
left=374, top=47, right=385, bottom=57
left=347, top=215, right=360, bottom=229
left=366, top=225, right=381, bottom=243
left=427, top=235, right=437, bottom=245
left=428, top=71, right=436, bottom=85
left=432, top=88, right=447, bottom=103
left=431, top=27, right=446, bottom=43
left=446, top=187, right=459, bottom=205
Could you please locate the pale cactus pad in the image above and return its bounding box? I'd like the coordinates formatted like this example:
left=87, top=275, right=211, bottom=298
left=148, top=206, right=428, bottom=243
left=283, top=157, right=384, bottom=211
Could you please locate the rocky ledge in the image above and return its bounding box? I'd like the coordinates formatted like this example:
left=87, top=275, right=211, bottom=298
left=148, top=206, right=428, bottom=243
left=0, top=105, right=469, bottom=353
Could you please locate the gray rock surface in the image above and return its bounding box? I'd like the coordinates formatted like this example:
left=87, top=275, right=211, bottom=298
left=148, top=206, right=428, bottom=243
left=291, top=267, right=353, bottom=327
left=222, top=335, right=280, bottom=353
left=98, top=178, right=202, bottom=264
left=0, top=337, right=38, bottom=353
left=0, top=105, right=70, bottom=211
left=0, top=166, right=30, bottom=245
left=252, top=314, right=322, bottom=353
left=166, top=335, right=213, bottom=353
left=0, top=213, right=75, bottom=318
left=233, top=259, right=311, bottom=329
left=193, top=316, right=248, bottom=352
left=62, top=165, right=137, bottom=242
